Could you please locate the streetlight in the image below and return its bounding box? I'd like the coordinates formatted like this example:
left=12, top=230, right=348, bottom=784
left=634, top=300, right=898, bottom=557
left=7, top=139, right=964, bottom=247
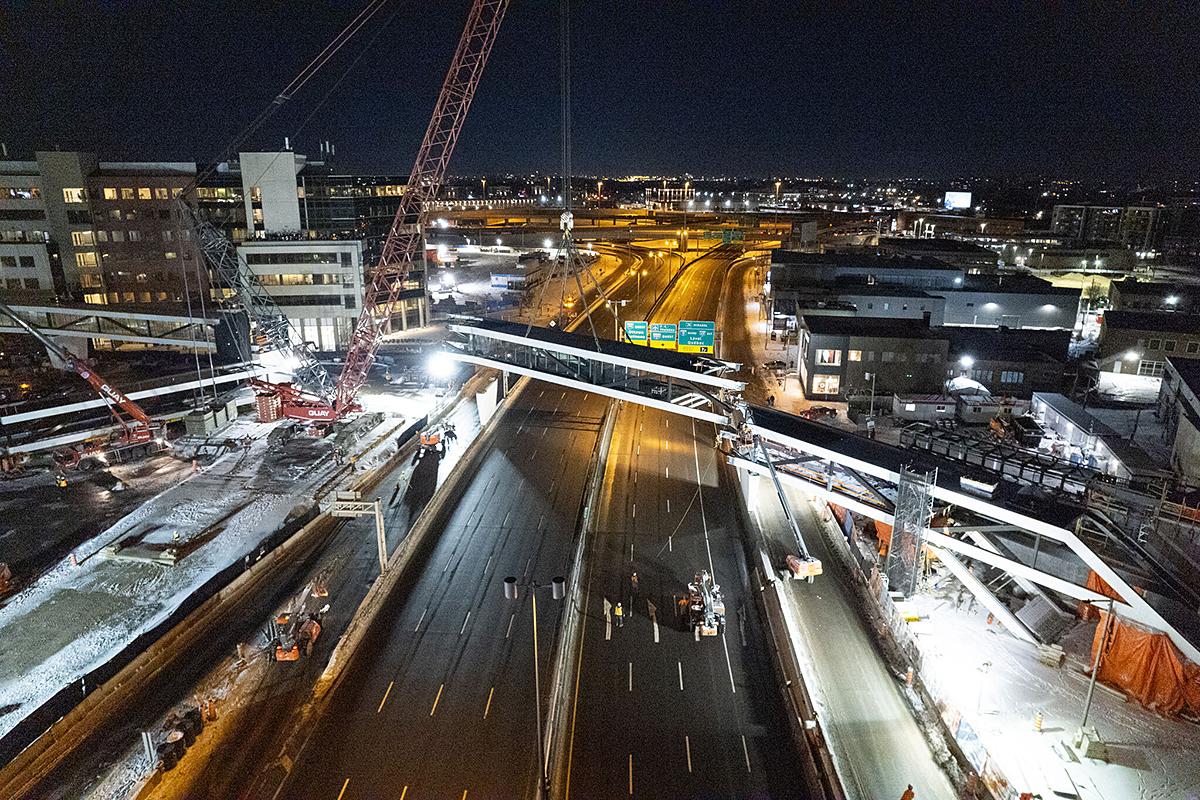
left=607, top=297, right=631, bottom=340
left=774, top=179, right=782, bottom=202
left=503, top=575, right=566, bottom=799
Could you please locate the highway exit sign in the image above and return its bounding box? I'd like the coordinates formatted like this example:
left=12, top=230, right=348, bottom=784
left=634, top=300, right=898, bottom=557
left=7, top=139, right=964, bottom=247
left=623, top=320, right=649, bottom=345
left=677, top=320, right=715, bottom=354
left=649, top=323, right=677, bottom=349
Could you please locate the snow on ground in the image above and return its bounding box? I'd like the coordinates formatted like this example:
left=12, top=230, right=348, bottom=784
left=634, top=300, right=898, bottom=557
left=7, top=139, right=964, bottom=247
left=0, top=423, right=341, bottom=743
left=907, top=593, right=1200, bottom=800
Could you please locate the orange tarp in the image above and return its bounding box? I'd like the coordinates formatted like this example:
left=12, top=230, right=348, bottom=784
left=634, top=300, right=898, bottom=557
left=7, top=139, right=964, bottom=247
left=1077, top=570, right=1145, bottom=621
left=1092, top=611, right=1200, bottom=718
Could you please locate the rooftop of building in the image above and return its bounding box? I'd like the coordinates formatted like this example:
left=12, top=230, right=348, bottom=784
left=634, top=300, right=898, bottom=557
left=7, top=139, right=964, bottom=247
left=785, top=282, right=939, bottom=299
left=959, top=274, right=1081, bottom=295
left=943, top=326, right=1072, bottom=362
left=1111, top=278, right=1200, bottom=298
left=801, top=314, right=939, bottom=339
left=878, top=236, right=997, bottom=254
left=1103, top=309, right=1200, bottom=334
left=771, top=249, right=952, bottom=271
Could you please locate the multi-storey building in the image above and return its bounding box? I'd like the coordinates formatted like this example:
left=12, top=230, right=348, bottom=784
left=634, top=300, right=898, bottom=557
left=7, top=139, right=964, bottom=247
left=1051, top=204, right=1164, bottom=249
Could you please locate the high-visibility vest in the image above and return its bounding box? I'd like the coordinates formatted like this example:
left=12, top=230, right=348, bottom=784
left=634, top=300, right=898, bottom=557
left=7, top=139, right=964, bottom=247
left=614, top=605, right=623, bottom=616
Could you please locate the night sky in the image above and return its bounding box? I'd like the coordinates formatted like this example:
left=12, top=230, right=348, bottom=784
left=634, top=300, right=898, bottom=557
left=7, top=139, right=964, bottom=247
left=2, top=1, right=1197, bottom=179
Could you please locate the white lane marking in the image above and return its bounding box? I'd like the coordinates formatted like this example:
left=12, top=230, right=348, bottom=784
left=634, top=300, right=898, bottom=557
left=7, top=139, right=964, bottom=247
left=561, top=391, right=566, bottom=400
left=648, top=600, right=659, bottom=643
left=506, top=613, right=516, bottom=639
left=539, top=390, right=544, bottom=398
left=628, top=754, right=633, bottom=795
left=628, top=661, right=633, bottom=692
left=430, top=683, right=444, bottom=716
left=636, top=444, right=640, bottom=456
left=542, top=427, right=548, bottom=438
left=336, top=778, right=350, bottom=800
left=377, top=680, right=393, bottom=713
left=414, top=606, right=428, bottom=632
left=721, top=632, right=737, bottom=694
left=665, top=466, right=669, bottom=479
left=529, top=448, right=537, bottom=462
left=632, top=503, right=636, bottom=520
left=484, top=686, right=495, bottom=719
left=524, top=556, right=532, bottom=578
left=460, top=611, right=471, bottom=635
left=604, top=597, right=612, bottom=641
left=503, top=510, right=511, bottom=526
left=678, top=660, right=685, bottom=691
left=666, top=498, right=670, bottom=514
left=484, top=555, right=492, bottom=574
left=629, top=541, right=634, bottom=562
left=741, top=733, right=752, bottom=772
left=443, top=555, right=453, bottom=573
left=685, top=735, right=693, bottom=773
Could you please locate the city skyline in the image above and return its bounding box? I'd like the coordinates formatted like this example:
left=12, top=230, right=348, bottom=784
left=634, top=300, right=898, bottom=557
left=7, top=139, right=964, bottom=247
left=4, top=2, right=1198, bottom=179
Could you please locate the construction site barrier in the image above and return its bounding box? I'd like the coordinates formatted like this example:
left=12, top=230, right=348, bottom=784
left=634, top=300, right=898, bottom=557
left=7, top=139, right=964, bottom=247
left=1092, top=610, right=1200, bottom=718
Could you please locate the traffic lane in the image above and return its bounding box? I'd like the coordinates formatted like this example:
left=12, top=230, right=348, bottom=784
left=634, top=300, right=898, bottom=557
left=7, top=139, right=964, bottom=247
left=718, top=258, right=774, bottom=404
left=649, top=247, right=740, bottom=326
left=748, top=483, right=956, bottom=800
left=284, top=385, right=591, bottom=796
left=567, top=404, right=806, bottom=799
left=370, top=389, right=605, bottom=797
left=281, top=386, right=606, bottom=799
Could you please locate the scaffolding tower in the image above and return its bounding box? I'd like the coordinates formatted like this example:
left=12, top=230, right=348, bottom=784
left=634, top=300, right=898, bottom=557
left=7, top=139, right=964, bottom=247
left=885, top=466, right=936, bottom=598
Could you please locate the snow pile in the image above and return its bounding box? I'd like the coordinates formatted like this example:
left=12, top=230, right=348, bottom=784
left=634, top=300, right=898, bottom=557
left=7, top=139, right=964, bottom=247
left=0, top=430, right=338, bottom=743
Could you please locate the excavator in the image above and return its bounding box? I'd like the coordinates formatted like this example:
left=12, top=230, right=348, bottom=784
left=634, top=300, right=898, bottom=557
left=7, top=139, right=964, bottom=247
left=0, top=299, right=161, bottom=470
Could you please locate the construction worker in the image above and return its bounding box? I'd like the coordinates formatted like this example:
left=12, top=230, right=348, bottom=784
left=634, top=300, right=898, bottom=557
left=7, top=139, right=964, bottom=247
left=900, top=784, right=915, bottom=800
left=614, top=602, right=624, bottom=627
left=55, top=473, right=68, bottom=490
left=630, top=571, right=639, bottom=594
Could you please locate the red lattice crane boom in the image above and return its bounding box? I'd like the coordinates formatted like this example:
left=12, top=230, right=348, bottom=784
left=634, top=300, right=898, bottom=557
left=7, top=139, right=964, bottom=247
left=331, top=0, right=509, bottom=416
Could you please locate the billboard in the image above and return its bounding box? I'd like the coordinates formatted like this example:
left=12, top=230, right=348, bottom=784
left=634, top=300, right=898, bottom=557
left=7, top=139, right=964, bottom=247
left=943, top=191, right=972, bottom=210
left=649, top=323, right=677, bottom=349
left=677, top=320, right=716, bottom=354
left=623, top=320, right=649, bottom=346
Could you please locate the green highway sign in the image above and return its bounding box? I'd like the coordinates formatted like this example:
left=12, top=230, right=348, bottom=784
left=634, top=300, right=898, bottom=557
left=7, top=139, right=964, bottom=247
left=624, top=320, right=649, bottom=345
left=649, top=322, right=677, bottom=349
left=677, top=320, right=716, bottom=354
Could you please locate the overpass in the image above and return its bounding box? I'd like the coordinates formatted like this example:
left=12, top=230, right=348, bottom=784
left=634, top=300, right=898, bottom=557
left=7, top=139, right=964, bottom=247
left=444, top=316, right=1200, bottom=665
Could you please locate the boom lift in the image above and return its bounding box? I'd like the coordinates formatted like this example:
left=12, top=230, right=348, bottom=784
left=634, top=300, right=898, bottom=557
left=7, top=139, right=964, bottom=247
left=0, top=300, right=160, bottom=469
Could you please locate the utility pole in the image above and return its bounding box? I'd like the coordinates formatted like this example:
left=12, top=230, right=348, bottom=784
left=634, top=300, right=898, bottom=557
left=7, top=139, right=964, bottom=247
left=1081, top=598, right=1115, bottom=731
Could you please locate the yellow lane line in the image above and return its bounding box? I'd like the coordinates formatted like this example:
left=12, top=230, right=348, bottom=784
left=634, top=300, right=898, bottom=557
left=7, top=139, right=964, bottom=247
left=430, top=683, right=445, bottom=716
left=377, top=680, right=394, bottom=714
left=336, top=778, right=349, bottom=800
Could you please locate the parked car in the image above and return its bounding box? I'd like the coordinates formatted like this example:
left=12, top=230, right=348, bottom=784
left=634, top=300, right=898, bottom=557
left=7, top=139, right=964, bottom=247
left=799, top=406, right=837, bottom=421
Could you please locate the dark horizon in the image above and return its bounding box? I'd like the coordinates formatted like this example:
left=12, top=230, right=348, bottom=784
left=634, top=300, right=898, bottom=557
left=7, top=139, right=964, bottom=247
left=4, top=2, right=1198, bottom=181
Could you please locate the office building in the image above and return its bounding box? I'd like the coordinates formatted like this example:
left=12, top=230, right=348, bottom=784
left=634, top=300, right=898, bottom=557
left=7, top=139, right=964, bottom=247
left=798, top=315, right=948, bottom=399
left=1051, top=204, right=1164, bottom=249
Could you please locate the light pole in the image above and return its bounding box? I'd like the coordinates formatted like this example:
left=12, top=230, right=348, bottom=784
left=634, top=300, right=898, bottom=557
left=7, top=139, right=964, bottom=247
left=504, top=575, right=566, bottom=799
left=607, top=298, right=631, bottom=340
left=1081, top=597, right=1115, bottom=731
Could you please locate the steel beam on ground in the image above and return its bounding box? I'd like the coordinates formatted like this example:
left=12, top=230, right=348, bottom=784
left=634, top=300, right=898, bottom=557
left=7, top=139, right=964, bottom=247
left=0, top=369, right=257, bottom=426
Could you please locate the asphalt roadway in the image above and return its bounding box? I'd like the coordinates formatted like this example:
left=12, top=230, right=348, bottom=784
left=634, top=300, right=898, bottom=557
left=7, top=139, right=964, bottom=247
left=746, top=484, right=957, bottom=800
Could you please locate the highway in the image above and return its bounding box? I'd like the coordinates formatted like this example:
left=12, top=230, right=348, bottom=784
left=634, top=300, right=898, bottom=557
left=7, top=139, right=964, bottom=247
left=279, top=383, right=608, bottom=799
left=564, top=402, right=808, bottom=798
left=272, top=247, right=675, bottom=799
left=564, top=243, right=808, bottom=798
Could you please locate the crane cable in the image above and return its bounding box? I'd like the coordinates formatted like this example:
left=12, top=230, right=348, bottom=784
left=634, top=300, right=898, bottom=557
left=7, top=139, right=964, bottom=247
left=189, top=0, right=390, bottom=191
